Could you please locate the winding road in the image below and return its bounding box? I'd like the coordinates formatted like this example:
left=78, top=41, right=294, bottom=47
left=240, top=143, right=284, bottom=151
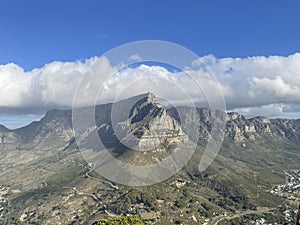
left=70, top=159, right=119, bottom=190
left=209, top=208, right=275, bottom=225
left=85, top=168, right=119, bottom=190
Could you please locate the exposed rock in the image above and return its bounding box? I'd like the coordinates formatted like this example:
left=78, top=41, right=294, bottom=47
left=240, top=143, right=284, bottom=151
left=1, top=93, right=299, bottom=150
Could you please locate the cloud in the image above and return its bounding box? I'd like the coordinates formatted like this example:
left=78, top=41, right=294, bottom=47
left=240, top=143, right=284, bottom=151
left=0, top=53, right=300, bottom=120
left=0, top=57, right=115, bottom=110
left=192, top=53, right=300, bottom=116
left=128, top=54, right=143, bottom=62
left=231, top=103, right=300, bottom=119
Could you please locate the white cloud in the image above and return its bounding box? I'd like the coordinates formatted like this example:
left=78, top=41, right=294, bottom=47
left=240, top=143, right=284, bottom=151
left=0, top=53, right=300, bottom=119
left=232, top=103, right=285, bottom=118
left=193, top=53, right=300, bottom=116
left=232, top=103, right=300, bottom=119
left=0, top=57, right=115, bottom=110
left=128, top=54, right=143, bottom=62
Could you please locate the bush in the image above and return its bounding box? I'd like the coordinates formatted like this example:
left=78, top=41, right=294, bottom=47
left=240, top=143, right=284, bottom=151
left=175, top=199, right=186, bottom=208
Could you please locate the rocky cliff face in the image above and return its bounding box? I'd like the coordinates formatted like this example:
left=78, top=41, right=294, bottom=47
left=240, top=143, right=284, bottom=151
left=224, top=112, right=300, bottom=142
left=168, top=106, right=300, bottom=143
left=113, top=93, right=187, bottom=151
left=70, top=93, right=191, bottom=168
left=0, top=109, right=73, bottom=150
left=0, top=93, right=299, bottom=150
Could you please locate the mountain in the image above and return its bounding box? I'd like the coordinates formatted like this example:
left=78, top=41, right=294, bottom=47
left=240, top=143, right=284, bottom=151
left=0, top=93, right=299, bottom=224
left=3, top=92, right=299, bottom=148
left=0, top=124, right=10, bottom=132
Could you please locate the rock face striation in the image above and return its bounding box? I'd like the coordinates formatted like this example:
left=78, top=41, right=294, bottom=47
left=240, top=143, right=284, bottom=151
left=0, top=93, right=299, bottom=150
left=113, top=92, right=187, bottom=151
left=224, top=112, right=300, bottom=142
left=168, top=107, right=300, bottom=143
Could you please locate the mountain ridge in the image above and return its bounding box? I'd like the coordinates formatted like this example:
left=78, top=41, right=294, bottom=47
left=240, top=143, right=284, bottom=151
left=0, top=93, right=299, bottom=145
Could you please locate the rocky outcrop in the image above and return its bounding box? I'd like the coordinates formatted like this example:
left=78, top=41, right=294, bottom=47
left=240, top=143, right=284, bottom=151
left=108, top=93, right=188, bottom=151
left=126, top=93, right=186, bottom=149
left=1, top=93, right=299, bottom=150
left=224, top=113, right=300, bottom=142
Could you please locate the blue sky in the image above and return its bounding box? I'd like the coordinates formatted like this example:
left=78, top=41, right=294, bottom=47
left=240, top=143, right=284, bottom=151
left=1, top=0, right=300, bottom=129
left=1, top=0, right=300, bottom=70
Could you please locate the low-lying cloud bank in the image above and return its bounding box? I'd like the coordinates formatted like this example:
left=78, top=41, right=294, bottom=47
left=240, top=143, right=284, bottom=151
left=0, top=53, right=300, bottom=121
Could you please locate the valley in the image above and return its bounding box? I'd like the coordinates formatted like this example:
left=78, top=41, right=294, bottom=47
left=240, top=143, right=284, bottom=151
left=0, top=93, right=299, bottom=225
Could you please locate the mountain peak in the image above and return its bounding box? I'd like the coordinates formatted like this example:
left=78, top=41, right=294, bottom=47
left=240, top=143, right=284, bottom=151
left=132, top=92, right=158, bottom=106
left=145, top=92, right=156, bottom=103
left=111, top=92, right=186, bottom=153
left=0, top=124, right=10, bottom=132
left=128, top=92, right=161, bottom=124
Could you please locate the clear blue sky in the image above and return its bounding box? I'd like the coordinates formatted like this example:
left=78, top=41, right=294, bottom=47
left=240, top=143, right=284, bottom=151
left=1, top=0, right=300, bottom=71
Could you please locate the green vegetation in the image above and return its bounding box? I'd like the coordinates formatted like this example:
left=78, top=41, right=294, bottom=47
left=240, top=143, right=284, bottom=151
left=174, top=199, right=186, bottom=208
left=92, top=215, right=145, bottom=225
left=198, top=202, right=214, bottom=217
left=218, top=213, right=282, bottom=225
left=110, top=189, right=157, bottom=214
